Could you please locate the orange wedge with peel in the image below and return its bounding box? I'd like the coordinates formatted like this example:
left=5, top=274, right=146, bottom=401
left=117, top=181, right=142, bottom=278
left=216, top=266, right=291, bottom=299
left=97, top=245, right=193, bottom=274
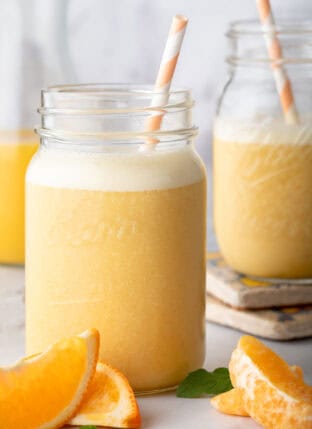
left=211, top=364, right=304, bottom=417
left=0, top=329, right=99, bottom=429
left=69, top=361, right=141, bottom=428
left=229, top=336, right=312, bottom=429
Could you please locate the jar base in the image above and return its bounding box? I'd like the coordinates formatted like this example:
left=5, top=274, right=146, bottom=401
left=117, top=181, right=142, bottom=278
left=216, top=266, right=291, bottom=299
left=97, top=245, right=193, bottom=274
left=134, top=384, right=177, bottom=396
left=0, top=262, right=24, bottom=267
left=246, top=274, right=312, bottom=285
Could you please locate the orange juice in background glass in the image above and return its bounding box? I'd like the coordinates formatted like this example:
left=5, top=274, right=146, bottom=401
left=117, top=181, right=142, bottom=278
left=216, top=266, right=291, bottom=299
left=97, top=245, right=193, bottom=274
left=213, top=21, right=312, bottom=280
left=26, top=85, right=207, bottom=393
left=0, top=131, right=38, bottom=264
left=0, top=0, right=73, bottom=264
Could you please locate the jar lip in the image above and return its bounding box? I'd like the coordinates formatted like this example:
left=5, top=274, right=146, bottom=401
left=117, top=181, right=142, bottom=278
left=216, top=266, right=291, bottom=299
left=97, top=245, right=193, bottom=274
left=42, top=83, right=193, bottom=114
left=227, top=19, right=312, bottom=38
left=45, top=83, right=191, bottom=97
left=39, top=84, right=197, bottom=143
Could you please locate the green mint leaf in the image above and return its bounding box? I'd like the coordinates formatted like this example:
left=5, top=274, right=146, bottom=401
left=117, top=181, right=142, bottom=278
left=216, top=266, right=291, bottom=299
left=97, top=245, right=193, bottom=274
left=210, top=367, right=233, bottom=394
left=176, top=368, right=216, bottom=397
left=176, top=367, right=233, bottom=398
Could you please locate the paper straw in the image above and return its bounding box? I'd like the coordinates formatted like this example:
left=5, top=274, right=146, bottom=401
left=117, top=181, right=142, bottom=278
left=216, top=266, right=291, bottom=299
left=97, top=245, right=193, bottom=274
left=256, top=0, right=299, bottom=124
left=145, top=15, right=188, bottom=140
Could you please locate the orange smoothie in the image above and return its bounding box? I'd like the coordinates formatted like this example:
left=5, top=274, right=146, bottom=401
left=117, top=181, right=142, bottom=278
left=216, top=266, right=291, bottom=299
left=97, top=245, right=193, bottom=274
left=26, top=146, right=206, bottom=392
left=214, top=118, right=312, bottom=279
left=0, top=131, right=38, bottom=264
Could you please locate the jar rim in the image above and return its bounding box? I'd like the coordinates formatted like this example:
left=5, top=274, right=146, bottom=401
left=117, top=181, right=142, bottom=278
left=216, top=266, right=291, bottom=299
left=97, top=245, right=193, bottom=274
left=41, top=83, right=194, bottom=115
left=46, top=83, right=191, bottom=97
left=38, top=83, right=197, bottom=143
left=227, top=19, right=312, bottom=38
left=226, top=19, right=312, bottom=66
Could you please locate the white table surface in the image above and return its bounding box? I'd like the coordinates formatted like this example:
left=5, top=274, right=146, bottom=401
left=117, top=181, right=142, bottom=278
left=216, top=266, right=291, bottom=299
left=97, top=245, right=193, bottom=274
left=1, top=265, right=311, bottom=429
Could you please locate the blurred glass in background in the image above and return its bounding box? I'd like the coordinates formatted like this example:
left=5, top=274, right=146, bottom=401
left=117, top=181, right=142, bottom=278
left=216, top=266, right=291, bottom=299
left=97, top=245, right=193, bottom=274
left=0, top=0, right=74, bottom=264
left=214, top=20, right=312, bottom=280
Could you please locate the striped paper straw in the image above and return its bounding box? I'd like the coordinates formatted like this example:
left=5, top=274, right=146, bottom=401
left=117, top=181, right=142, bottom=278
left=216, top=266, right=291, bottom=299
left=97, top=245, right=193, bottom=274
left=256, top=0, right=299, bottom=124
left=145, top=15, right=188, bottom=140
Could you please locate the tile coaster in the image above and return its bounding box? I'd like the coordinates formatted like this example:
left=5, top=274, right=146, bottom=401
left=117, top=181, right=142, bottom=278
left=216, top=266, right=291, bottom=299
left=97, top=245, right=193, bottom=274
left=206, top=252, right=312, bottom=310
left=206, top=294, right=312, bottom=340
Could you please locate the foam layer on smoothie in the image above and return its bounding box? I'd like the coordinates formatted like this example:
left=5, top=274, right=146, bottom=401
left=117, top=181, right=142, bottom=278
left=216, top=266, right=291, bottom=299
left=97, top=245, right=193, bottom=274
left=27, top=146, right=205, bottom=191
left=214, top=116, right=312, bottom=145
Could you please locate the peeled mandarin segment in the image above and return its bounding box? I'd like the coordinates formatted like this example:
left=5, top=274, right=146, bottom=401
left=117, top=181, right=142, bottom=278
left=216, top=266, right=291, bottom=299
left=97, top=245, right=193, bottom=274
left=210, top=388, right=249, bottom=417
left=211, top=365, right=304, bottom=417
left=291, top=365, right=304, bottom=380
left=0, top=329, right=99, bottom=429
left=229, top=335, right=312, bottom=429
left=69, top=361, right=141, bottom=428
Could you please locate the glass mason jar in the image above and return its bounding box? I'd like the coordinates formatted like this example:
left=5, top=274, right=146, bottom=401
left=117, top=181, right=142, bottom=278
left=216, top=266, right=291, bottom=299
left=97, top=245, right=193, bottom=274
left=0, top=0, right=73, bottom=264
left=25, top=84, right=207, bottom=393
left=214, top=21, right=312, bottom=281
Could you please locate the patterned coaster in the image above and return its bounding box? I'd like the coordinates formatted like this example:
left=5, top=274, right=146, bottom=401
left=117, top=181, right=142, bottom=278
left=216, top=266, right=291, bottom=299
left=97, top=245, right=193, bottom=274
left=206, top=294, right=312, bottom=340
left=206, top=252, right=312, bottom=310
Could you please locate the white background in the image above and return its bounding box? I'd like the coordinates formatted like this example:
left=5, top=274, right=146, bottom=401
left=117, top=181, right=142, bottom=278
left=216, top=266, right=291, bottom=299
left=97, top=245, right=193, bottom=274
left=67, top=0, right=312, bottom=161
left=62, top=0, right=312, bottom=242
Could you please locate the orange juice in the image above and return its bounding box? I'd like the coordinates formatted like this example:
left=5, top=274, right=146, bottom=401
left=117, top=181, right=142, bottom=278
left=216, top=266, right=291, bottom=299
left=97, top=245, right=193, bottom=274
left=0, top=131, right=38, bottom=264
left=214, top=118, right=312, bottom=279
left=26, top=146, right=206, bottom=392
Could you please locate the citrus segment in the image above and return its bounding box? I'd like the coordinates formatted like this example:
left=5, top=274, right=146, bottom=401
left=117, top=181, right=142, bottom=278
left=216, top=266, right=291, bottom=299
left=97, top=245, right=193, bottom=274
left=211, top=388, right=248, bottom=416
left=292, top=365, right=304, bottom=380
left=69, top=361, right=141, bottom=428
left=211, top=365, right=304, bottom=417
left=229, top=336, right=312, bottom=429
left=0, top=329, right=99, bottom=429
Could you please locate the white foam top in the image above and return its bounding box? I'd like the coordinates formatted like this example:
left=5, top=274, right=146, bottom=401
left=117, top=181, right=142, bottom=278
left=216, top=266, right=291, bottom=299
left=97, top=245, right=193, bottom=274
left=214, top=115, right=312, bottom=145
left=26, top=145, right=205, bottom=191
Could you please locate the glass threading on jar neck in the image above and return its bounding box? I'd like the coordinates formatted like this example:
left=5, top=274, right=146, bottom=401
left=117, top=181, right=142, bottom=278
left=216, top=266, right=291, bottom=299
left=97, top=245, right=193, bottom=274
left=37, top=84, right=197, bottom=149
left=226, top=20, right=312, bottom=68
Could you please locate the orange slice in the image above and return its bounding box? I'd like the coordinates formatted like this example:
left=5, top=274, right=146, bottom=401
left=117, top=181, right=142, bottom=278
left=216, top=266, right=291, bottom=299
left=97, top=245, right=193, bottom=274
left=0, top=329, right=99, bottom=429
left=229, top=336, right=312, bottom=429
left=69, top=361, right=141, bottom=428
left=211, top=365, right=304, bottom=417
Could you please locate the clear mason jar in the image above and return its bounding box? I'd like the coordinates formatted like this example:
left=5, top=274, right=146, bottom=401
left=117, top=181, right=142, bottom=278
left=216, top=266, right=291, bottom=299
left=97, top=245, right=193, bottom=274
left=25, top=84, right=207, bottom=393
left=214, top=21, right=312, bottom=281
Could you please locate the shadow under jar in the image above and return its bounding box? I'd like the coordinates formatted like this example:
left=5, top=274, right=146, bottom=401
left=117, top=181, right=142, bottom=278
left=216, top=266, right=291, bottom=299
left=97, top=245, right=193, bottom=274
left=214, top=21, right=312, bottom=281
left=25, top=84, right=207, bottom=394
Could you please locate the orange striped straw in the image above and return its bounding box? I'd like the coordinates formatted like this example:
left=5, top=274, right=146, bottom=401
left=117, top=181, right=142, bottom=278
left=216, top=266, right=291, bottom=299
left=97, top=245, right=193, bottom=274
left=145, top=15, right=188, bottom=141
left=256, top=0, right=299, bottom=124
